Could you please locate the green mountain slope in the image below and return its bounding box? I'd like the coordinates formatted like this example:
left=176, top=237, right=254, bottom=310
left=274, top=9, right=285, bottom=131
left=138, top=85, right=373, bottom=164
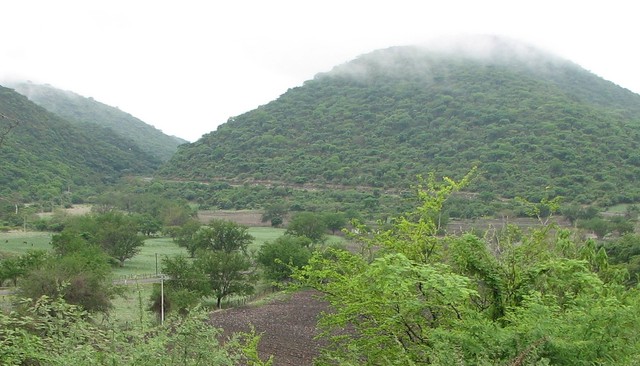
left=0, top=85, right=160, bottom=202
left=160, top=38, right=640, bottom=205
left=8, top=82, right=186, bottom=162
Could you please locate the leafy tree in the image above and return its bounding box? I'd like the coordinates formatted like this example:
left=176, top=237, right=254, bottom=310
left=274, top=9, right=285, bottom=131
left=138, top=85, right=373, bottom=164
left=257, top=235, right=312, bottom=281
left=149, top=255, right=209, bottom=315
left=51, top=230, right=92, bottom=257
left=171, top=218, right=202, bottom=257
left=292, top=171, right=640, bottom=365
left=322, top=212, right=347, bottom=234
left=134, top=213, right=163, bottom=236
left=161, top=202, right=195, bottom=227
left=195, top=250, right=255, bottom=309
left=261, top=202, right=289, bottom=227
left=625, top=204, right=640, bottom=220
left=603, top=233, right=640, bottom=285
left=286, top=212, right=327, bottom=244
left=578, top=217, right=613, bottom=239
left=0, top=251, right=48, bottom=287
left=165, top=220, right=256, bottom=310
left=91, top=212, right=145, bottom=266
left=0, top=256, right=23, bottom=287
left=609, top=215, right=635, bottom=236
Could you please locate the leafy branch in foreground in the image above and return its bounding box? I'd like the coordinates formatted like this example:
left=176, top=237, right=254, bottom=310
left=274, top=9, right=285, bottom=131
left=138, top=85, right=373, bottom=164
left=292, top=170, right=640, bottom=365
left=0, top=295, right=269, bottom=365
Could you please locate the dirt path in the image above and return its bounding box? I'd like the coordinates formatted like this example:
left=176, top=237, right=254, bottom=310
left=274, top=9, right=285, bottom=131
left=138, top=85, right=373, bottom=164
left=209, top=290, right=328, bottom=365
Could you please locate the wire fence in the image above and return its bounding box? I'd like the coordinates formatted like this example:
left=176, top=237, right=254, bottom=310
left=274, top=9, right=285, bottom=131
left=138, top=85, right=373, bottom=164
left=222, top=285, right=279, bottom=308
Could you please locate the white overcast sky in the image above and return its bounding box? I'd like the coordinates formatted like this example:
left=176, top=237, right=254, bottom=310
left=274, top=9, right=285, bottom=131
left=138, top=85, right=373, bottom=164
left=2, top=0, right=638, bottom=142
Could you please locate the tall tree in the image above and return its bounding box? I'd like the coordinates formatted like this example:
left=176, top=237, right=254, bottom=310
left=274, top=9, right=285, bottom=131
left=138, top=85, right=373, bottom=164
left=195, top=250, right=255, bottom=309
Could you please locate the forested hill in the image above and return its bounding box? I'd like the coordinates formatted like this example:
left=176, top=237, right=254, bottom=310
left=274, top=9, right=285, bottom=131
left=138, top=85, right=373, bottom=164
left=0, top=85, right=159, bottom=201
left=160, top=38, right=640, bottom=205
left=8, top=81, right=186, bottom=162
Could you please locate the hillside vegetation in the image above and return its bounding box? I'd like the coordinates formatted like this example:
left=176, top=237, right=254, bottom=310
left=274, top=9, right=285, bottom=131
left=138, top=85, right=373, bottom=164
left=161, top=38, right=640, bottom=206
left=0, top=85, right=159, bottom=202
left=8, top=81, right=186, bottom=162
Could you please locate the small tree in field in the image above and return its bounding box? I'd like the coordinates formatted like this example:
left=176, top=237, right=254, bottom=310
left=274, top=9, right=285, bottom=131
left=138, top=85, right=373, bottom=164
left=286, top=212, right=327, bottom=244
left=257, top=235, right=312, bottom=281
left=165, top=219, right=256, bottom=310
left=261, top=203, right=289, bottom=227
left=150, top=255, right=210, bottom=315
left=94, top=212, right=145, bottom=266
left=322, top=212, right=347, bottom=235
left=195, top=250, right=255, bottom=309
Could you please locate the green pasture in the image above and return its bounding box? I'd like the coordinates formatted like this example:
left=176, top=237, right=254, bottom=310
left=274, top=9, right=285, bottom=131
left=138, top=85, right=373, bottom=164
left=247, top=227, right=286, bottom=250
left=0, top=232, right=52, bottom=255
left=113, top=237, right=187, bottom=278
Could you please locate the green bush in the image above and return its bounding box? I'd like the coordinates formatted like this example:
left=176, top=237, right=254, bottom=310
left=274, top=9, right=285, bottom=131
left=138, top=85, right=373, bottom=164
left=257, top=235, right=312, bottom=281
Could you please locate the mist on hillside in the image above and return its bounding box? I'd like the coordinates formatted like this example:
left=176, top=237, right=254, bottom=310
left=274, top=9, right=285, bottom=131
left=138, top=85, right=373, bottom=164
left=323, top=35, right=571, bottom=83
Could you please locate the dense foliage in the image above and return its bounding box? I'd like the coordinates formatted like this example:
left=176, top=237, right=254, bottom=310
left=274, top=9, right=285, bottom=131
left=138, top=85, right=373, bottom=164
left=257, top=235, right=312, bottom=281
left=292, top=171, right=640, bottom=365
left=0, top=295, right=269, bottom=365
left=0, top=86, right=159, bottom=203
left=161, top=39, right=640, bottom=206
left=602, top=233, right=640, bottom=286
left=8, top=81, right=186, bottom=162
left=17, top=245, right=115, bottom=313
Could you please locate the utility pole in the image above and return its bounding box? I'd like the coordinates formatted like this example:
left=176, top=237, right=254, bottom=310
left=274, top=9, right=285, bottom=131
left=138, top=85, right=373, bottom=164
left=160, top=274, right=165, bottom=325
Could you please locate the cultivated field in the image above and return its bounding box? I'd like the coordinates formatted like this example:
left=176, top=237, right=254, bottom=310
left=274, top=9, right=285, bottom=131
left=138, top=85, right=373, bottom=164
left=210, top=290, right=328, bottom=365
left=198, top=209, right=267, bottom=226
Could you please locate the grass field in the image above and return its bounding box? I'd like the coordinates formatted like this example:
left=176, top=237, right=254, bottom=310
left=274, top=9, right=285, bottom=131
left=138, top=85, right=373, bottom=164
left=0, top=231, right=53, bottom=255
left=1, top=227, right=343, bottom=324
left=114, top=237, right=187, bottom=278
